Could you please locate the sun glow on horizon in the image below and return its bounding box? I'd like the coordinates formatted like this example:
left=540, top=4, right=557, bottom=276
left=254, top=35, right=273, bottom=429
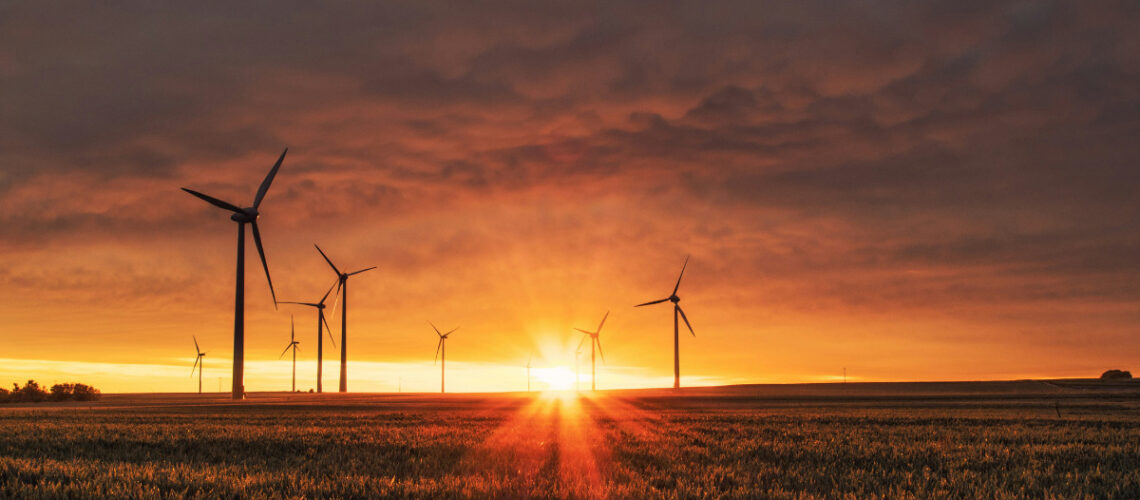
left=533, top=366, right=576, bottom=391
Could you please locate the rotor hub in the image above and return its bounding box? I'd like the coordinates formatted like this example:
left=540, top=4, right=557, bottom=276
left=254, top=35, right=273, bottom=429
left=670, top=295, right=680, bottom=303
left=230, top=207, right=259, bottom=223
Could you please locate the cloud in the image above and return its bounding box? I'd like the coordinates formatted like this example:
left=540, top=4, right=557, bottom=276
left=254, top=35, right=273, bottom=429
left=1, top=0, right=1138, bottom=386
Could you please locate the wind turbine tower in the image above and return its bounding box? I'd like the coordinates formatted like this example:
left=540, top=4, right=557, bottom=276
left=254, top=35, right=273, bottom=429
left=191, top=336, right=206, bottom=394
left=575, top=311, right=609, bottom=391
left=279, top=315, right=301, bottom=392
left=431, top=322, right=458, bottom=393
left=182, top=149, right=286, bottom=399
left=315, top=244, right=376, bottom=393
left=279, top=280, right=338, bottom=392
left=636, top=256, right=696, bottom=389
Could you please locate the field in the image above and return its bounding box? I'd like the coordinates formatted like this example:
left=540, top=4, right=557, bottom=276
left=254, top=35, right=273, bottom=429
left=2, top=380, right=1139, bottom=498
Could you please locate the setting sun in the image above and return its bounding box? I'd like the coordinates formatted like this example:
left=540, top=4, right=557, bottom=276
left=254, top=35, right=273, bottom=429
left=533, top=366, right=578, bottom=391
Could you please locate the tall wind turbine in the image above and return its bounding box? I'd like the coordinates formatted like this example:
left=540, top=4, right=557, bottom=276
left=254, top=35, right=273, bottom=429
left=279, top=315, right=301, bottom=392
left=431, top=322, right=458, bottom=393
left=575, top=311, right=608, bottom=391
left=182, top=148, right=286, bottom=400
left=575, top=346, right=582, bottom=391
left=191, top=336, right=206, bottom=394
left=279, top=279, right=338, bottom=392
left=636, top=256, right=695, bottom=389
left=315, top=244, right=376, bottom=393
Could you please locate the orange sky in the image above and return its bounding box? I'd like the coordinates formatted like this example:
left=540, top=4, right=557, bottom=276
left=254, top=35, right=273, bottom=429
left=0, top=2, right=1137, bottom=393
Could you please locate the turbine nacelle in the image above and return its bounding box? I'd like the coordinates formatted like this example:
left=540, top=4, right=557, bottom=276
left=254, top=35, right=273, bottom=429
left=229, top=207, right=259, bottom=223
left=670, top=295, right=680, bottom=303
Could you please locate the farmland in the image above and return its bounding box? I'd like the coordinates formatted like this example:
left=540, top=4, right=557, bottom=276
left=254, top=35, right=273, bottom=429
left=2, top=381, right=1139, bottom=498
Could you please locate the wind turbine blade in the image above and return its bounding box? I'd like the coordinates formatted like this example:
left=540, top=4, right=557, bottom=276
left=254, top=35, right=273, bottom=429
left=191, top=356, right=200, bottom=377
left=434, top=338, right=442, bottom=364
left=677, top=306, right=695, bottom=337
left=577, top=335, right=587, bottom=351
left=429, top=321, right=441, bottom=336
left=348, top=266, right=377, bottom=276
left=319, top=279, right=337, bottom=305
left=328, top=280, right=342, bottom=318
left=290, top=314, right=295, bottom=342
left=635, top=298, right=670, bottom=307
left=325, top=315, right=337, bottom=348
left=672, top=255, right=689, bottom=296
left=250, top=221, right=277, bottom=308
left=253, top=148, right=287, bottom=209
left=193, top=335, right=200, bottom=353
left=278, top=301, right=320, bottom=307
left=279, top=343, right=292, bottom=359
left=596, top=338, right=605, bottom=363
left=443, top=327, right=459, bottom=336
left=574, top=328, right=593, bottom=335
left=597, top=310, right=609, bottom=333
left=314, top=244, right=342, bottom=275
left=181, top=188, right=242, bottom=213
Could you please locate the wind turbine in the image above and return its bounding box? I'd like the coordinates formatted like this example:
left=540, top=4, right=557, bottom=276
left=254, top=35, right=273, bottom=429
left=191, top=336, right=206, bottom=394
left=575, top=311, right=608, bottom=391
left=575, top=345, right=582, bottom=391
left=182, top=148, right=286, bottom=400
left=526, top=355, right=532, bottom=393
left=636, top=256, right=695, bottom=389
left=315, top=244, right=376, bottom=393
left=279, top=315, right=301, bottom=392
left=431, top=322, right=458, bottom=393
left=279, top=279, right=338, bottom=392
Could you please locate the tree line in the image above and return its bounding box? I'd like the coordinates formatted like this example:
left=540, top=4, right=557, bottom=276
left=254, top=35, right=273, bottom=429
left=0, top=380, right=101, bottom=403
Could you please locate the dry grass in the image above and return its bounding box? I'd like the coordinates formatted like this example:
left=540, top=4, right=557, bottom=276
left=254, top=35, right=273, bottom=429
left=2, top=382, right=1139, bottom=498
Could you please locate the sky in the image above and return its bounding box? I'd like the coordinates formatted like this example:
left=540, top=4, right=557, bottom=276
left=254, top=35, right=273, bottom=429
left=1, top=1, right=1138, bottom=393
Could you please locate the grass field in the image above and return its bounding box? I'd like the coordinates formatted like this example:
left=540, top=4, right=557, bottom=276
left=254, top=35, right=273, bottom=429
left=2, top=380, right=1139, bottom=498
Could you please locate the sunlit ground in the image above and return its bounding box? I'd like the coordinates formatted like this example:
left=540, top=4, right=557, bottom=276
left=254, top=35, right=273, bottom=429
left=2, top=382, right=1140, bottom=497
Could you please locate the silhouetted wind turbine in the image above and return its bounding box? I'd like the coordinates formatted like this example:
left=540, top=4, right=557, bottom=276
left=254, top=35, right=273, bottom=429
left=279, top=315, right=301, bottom=392
left=315, top=244, right=376, bottom=393
left=431, top=322, right=458, bottom=393
left=279, top=279, right=338, bottom=393
left=636, top=256, right=695, bottom=389
left=575, top=311, right=608, bottom=391
left=526, top=355, right=532, bottom=392
left=182, top=148, right=286, bottom=400
left=575, top=346, right=582, bottom=391
left=191, top=336, right=206, bottom=394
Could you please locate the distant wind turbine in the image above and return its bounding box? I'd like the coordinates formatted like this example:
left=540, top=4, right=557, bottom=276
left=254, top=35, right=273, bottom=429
left=315, top=244, right=376, bottom=393
left=575, top=346, right=582, bottom=391
left=431, top=322, right=458, bottom=393
left=526, top=355, right=532, bottom=393
left=182, top=148, right=286, bottom=400
left=279, top=279, right=338, bottom=392
left=575, top=311, right=608, bottom=391
left=190, top=336, right=206, bottom=394
left=636, top=256, right=695, bottom=389
left=279, top=315, right=301, bottom=392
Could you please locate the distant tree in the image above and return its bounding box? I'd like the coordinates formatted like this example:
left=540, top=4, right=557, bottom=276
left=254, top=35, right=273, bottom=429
left=50, top=383, right=75, bottom=401
left=12, top=380, right=48, bottom=402
left=1100, top=369, right=1133, bottom=380
left=2, top=380, right=100, bottom=403
left=71, top=383, right=101, bottom=401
